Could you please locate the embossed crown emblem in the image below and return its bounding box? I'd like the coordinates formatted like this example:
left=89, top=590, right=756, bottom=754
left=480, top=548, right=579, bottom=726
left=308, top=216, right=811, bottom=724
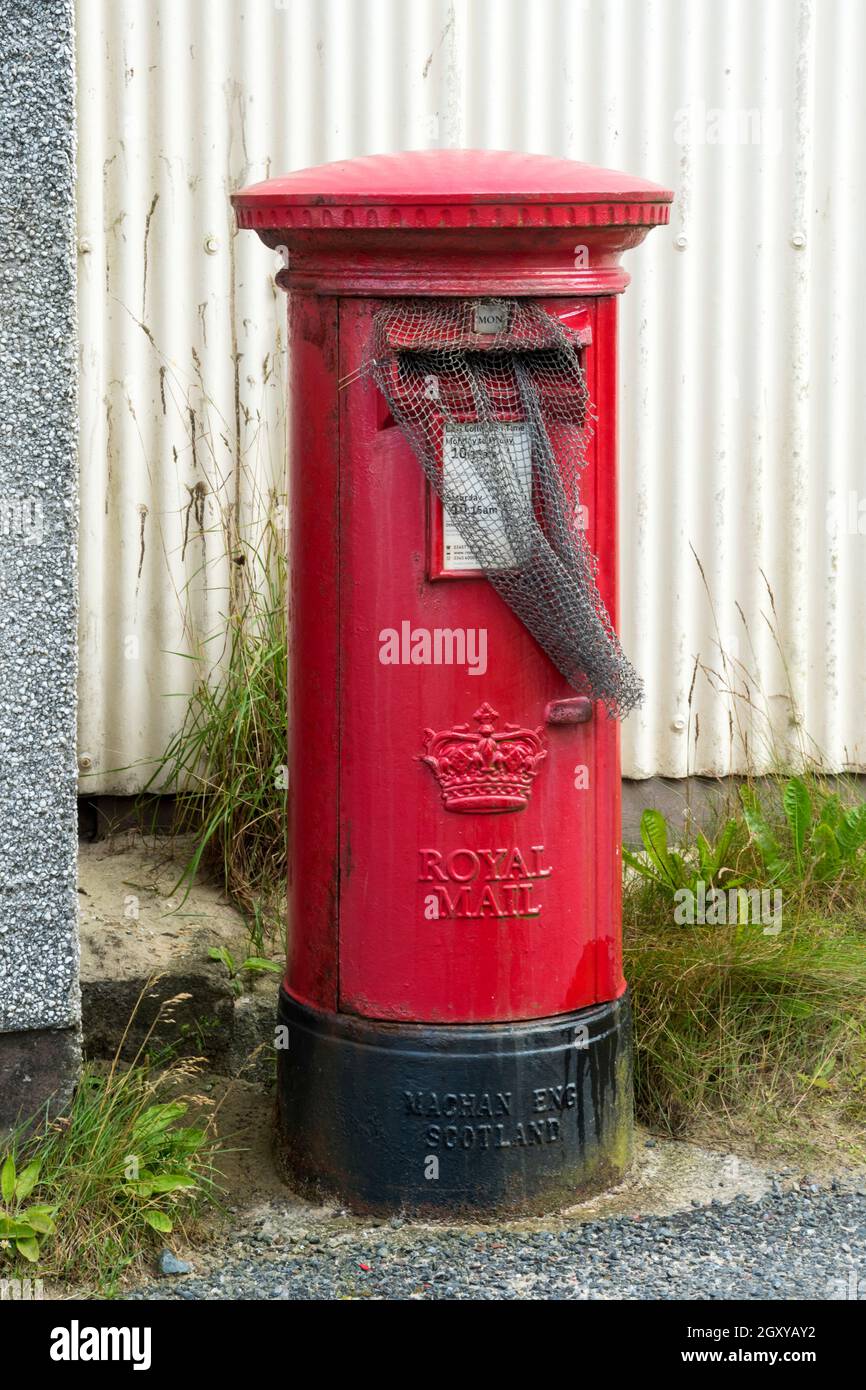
left=421, top=703, right=547, bottom=814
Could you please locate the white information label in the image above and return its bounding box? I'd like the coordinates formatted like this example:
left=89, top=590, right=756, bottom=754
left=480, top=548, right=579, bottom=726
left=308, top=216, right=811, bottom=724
left=473, top=301, right=509, bottom=334
left=441, top=422, right=532, bottom=572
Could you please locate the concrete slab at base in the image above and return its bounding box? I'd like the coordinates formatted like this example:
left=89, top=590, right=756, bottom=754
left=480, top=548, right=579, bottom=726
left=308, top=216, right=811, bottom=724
left=622, top=773, right=866, bottom=847
left=0, top=1027, right=81, bottom=1139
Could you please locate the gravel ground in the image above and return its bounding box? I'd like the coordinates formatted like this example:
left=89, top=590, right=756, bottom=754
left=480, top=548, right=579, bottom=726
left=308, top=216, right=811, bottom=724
left=129, top=1181, right=866, bottom=1301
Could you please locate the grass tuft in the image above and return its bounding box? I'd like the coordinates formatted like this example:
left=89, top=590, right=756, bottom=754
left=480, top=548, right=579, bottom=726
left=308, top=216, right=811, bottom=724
left=144, top=509, right=288, bottom=950
left=624, top=775, right=866, bottom=1157
left=0, top=985, right=224, bottom=1293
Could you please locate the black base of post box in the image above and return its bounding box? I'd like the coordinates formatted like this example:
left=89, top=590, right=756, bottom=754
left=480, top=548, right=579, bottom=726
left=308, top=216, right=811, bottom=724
left=275, top=987, right=633, bottom=1216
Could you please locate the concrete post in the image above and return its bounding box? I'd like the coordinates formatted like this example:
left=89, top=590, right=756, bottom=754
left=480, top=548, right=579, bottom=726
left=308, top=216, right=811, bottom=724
left=0, top=0, right=80, bottom=1132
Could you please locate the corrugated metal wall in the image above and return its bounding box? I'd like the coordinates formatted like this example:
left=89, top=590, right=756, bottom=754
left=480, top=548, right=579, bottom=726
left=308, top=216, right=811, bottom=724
left=76, top=0, right=866, bottom=789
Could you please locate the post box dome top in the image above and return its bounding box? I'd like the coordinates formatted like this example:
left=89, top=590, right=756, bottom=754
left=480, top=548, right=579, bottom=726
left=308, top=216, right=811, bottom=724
left=232, top=148, right=673, bottom=230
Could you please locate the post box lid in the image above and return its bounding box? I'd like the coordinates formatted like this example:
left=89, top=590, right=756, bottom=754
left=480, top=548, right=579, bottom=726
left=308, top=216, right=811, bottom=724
left=232, top=148, right=673, bottom=230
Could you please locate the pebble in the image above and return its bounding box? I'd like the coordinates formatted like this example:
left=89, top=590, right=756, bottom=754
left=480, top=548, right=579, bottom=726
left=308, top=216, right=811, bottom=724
left=128, top=1184, right=866, bottom=1301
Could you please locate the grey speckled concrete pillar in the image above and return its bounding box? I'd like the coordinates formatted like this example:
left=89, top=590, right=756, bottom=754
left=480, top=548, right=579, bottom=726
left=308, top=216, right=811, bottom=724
left=0, top=1, right=80, bottom=1132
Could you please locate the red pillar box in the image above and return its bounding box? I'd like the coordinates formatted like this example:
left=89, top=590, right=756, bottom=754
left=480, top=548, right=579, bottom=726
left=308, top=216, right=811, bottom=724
left=233, top=150, right=671, bottom=1215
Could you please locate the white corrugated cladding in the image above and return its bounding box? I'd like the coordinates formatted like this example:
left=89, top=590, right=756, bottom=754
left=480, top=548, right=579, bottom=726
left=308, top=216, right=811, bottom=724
left=76, top=0, right=866, bottom=789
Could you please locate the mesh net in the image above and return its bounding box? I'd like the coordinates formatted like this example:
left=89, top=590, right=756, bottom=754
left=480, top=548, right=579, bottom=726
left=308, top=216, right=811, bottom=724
left=365, top=298, right=642, bottom=718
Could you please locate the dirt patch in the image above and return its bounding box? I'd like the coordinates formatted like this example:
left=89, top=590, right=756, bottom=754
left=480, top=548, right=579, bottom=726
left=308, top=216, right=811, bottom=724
left=79, top=833, right=252, bottom=980
left=78, top=835, right=279, bottom=1071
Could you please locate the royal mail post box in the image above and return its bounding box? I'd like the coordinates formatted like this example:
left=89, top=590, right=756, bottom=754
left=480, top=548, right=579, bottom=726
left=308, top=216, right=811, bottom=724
left=233, top=150, right=672, bottom=1214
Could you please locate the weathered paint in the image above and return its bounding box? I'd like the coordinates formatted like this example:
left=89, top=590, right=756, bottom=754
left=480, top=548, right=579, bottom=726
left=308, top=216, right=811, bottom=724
left=275, top=987, right=634, bottom=1217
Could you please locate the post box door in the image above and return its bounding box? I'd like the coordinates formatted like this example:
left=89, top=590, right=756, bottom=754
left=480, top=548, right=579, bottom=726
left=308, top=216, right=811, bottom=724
left=336, top=296, right=623, bottom=1025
